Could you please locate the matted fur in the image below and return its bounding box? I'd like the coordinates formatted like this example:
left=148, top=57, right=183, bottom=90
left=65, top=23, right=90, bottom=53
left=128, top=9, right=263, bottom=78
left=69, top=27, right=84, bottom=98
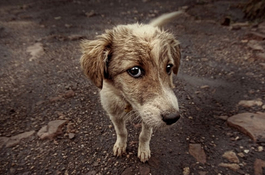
left=80, top=11, right=183, bottom=162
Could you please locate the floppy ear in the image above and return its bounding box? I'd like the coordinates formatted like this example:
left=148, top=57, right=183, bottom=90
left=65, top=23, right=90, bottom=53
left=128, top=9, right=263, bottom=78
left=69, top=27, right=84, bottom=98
left=80, top=32, right=112, bottom=89
left=172, top=40, right=181, bottom=75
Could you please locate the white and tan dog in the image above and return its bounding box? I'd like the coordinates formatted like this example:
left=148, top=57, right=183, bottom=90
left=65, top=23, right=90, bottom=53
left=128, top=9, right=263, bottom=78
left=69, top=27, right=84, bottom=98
left=80, top=11, right=183, bottom=162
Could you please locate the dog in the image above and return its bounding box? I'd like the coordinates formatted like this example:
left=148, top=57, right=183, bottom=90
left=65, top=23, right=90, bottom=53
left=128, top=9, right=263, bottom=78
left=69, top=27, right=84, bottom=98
left=80, top=11, right=183, bottom=162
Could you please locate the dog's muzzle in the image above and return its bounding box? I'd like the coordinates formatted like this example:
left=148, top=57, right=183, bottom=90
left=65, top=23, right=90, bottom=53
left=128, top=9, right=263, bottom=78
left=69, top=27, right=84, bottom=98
left=162, top=112, right=180, bottom=125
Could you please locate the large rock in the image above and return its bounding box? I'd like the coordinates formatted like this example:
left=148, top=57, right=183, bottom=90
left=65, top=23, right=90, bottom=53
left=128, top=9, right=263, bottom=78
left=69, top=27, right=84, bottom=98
left=227, top=112, right=265, bottom=142
left=189, top=144, right=206, bottom=164
left=37, top=120, right=68, bottom=139
left=254, top=159, right=265, bottom=175
left=0, top=137, right=10, bottom=148
left=5, top=130, right=35, bottom=147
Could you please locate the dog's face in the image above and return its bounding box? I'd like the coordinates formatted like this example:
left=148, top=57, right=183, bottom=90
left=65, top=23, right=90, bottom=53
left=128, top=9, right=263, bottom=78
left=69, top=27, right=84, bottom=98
left=81, top=24, right=181, bottom=128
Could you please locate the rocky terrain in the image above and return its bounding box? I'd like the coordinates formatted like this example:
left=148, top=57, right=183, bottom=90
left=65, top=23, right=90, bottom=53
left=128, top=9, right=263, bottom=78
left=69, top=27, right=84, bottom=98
left=0, top=0, right=265, bottom=174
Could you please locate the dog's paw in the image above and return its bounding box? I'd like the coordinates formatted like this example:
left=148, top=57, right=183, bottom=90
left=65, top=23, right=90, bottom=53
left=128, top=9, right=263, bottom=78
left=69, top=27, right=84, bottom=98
left=113, top=142, right=127, bottom=157
left=138, top=146, right=151, bottom=163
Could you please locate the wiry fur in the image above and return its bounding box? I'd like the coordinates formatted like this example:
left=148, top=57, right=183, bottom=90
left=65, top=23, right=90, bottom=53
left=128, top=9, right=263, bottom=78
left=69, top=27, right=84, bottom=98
left=80, top=11, right=183, bottom=162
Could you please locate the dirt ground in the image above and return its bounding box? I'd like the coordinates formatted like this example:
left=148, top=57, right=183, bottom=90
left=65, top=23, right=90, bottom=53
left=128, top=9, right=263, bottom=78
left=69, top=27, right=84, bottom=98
left=0, top=0, right=265, bottom=174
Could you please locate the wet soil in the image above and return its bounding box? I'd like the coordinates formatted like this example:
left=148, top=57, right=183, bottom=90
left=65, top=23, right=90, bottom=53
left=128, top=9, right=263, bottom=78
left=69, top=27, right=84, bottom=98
left=0, top=0, right=265, bottom=174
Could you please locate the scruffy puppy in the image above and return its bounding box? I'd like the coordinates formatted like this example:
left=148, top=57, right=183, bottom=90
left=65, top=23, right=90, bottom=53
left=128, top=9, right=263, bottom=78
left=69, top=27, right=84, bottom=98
left=80, top=11, right=183, bottom=162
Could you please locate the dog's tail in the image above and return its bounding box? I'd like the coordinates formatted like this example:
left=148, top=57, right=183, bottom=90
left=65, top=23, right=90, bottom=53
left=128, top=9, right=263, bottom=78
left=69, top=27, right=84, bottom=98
left=149, top=10, right=184, bottom=27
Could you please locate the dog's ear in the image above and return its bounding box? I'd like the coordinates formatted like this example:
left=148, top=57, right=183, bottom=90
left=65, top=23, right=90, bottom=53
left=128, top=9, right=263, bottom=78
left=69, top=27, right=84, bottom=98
left=172, top=41, right=181, bottom=75
left=80, top=32, right=112, bottom=89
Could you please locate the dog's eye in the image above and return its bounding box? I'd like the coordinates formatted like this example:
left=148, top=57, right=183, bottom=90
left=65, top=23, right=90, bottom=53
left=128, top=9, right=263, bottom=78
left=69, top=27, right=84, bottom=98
left=127, top=66, right=142, bottom=78
left=166, top=64, right=173, bottom=75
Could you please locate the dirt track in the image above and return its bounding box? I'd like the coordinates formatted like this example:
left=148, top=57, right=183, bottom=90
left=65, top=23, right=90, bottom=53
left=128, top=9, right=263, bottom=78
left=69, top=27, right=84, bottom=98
left=0, top=0, right=265, bottom=174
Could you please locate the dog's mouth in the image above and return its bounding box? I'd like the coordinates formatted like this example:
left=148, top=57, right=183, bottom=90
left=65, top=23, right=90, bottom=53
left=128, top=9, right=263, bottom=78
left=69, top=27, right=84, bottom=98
left=138, top=107, right=180, bottom=128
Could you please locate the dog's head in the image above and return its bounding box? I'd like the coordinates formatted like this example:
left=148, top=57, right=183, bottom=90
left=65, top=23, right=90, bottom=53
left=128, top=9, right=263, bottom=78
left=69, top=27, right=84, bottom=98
left=81, top=23, right=181, bottom=128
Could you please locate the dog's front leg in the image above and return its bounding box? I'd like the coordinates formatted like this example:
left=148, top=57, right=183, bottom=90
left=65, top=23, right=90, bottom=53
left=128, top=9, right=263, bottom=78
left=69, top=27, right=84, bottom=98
left=138, top=122, right=152, bottom=162
left=110, top=116, right=127, bottom=157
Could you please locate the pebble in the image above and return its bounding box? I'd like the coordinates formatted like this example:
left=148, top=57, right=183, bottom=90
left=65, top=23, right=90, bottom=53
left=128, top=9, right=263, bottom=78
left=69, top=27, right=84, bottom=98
left=238, top=100, right=263, bottom=107
left=258, top=146, right=263, bottom=152
left=254, top=159, right=265, bottom=175
left=247, top=40, right=264, bottom=51
left=26, top=42, right=45, bottom=61
left=69, top=133, right=75, bottom=139
left=218, top=163, right=240, bottom=171
left=200, top=85, right=210, bottom=89
left=198, top=171, right=207, bottom=175
left=222, top=151, right=239, bottom=163
left=189, top=143, right=207, bottom=164
left=237, top=152, right=244, bottom=158
left=183, top=167, right=190, bottom=175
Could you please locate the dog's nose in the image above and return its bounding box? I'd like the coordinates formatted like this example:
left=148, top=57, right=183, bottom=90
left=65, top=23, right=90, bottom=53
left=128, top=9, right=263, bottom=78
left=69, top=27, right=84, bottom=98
left=162, top=112, right=180, bottom=125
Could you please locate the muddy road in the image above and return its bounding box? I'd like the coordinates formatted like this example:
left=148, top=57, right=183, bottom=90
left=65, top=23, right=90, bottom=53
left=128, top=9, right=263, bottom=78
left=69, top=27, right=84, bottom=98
left=0, top=0, right=265, bottom=174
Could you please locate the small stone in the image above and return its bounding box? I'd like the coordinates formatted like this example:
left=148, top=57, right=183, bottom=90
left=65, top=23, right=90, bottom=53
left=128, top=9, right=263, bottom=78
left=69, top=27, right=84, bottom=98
left=54, top=16, right=61, bottom=20
left=258, top=146, right=263, bottom=152
left=10, top=167, right=16, bottom=174
left=66, top=122, right=75, bottom=133
left=254, top=159, right=265, bottom=175
left=121, top=167, right=134, bottom=175
left=92, top=161, right=99, bottom=167
left=198, top=171, right=207, bottom=175
left=26, top=42, right=45, bottom=61
left=218, top=163, right=240, bottom=171
left=183, top=167, right=190, bottom=175
left=68, top=35, right=85, bottom=41
left=244, top=149, right=249, bottom=154
left=222, top=151, right=239, bottom=163
left=63, top=90, right=75, bottom=98
left=49, top=96, right=63, bottom=102
left=238, top=100, right=263, bottom=107
left=65, top=24, right=72, bottom=28
left=246, top=32, right=265, bottom=41
left=189, top=144, right=207, bottom=164
left=6, top=130, right=35, bottom=147
left=200, top=85, right=209, bottom=89
left=230, top=22, right=249, bottom=29
left=69, top=133, right=75, bottom=139
left=237, top=152, right=244, bottom=158
left=139, top=166, right=150, bottom=175
left=85, top=10, right=95, bottom=17
left=247, top=40, right=264, bottom=51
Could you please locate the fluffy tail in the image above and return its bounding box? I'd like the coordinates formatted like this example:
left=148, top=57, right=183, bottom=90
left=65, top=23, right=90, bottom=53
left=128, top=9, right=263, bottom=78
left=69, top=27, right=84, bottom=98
left=149, top=11, right=184, bottom=27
